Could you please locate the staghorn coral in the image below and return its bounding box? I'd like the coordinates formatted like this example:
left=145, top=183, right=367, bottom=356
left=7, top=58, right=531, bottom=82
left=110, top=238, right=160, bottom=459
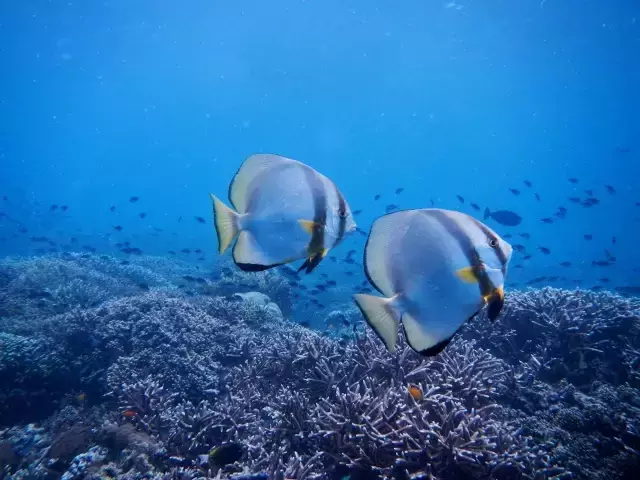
left=154, top=330, right=568, bottom=479
left=2, top=255, right=639, bottom=479
left=461, top=287, right=640, bottom=388
left=302, top=340, right=565, bottom=479
left=109, top=375, right=178, bottom=435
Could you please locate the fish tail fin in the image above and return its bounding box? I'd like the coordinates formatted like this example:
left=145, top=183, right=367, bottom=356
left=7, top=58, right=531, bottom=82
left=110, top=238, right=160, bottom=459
left=210, top=194, right=240, bottom=254
left=483, top=207, right=491, bottom=220
left=353, top=294, right=399, bottom=352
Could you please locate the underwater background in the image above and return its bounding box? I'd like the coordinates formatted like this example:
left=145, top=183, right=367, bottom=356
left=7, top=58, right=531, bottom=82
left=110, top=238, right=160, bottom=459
left=1, top=1, right=639, bottom=479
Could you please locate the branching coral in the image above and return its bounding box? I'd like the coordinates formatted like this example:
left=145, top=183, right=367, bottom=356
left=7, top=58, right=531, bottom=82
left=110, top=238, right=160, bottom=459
left=2, top=255, right=639, bottom=479
left=461, top=287, right=640, bottom=388
left=109, top=375, right=178, bottom=435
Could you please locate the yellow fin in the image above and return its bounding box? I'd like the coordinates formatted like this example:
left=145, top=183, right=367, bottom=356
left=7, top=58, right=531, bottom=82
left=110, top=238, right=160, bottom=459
left=456, top=266, right=478, bottom=283
left=210, top=194, right=240, bottom=254
left=298, top=219, right=321, bottom=235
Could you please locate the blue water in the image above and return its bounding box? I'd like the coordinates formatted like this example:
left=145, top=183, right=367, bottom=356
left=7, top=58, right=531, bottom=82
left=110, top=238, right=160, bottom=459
left=2, top=3, right=640, bottom=479
left=1, top=0, right=639, bottom=289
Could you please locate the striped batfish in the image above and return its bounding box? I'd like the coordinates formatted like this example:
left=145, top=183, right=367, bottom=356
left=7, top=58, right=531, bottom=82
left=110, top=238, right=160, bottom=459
left=210, top=154, right=356, bottom=273
left=353, top=208, right=512, bottom=356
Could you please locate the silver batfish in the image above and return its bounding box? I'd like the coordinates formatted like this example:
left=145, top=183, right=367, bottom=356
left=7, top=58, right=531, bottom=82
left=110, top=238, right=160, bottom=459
left=211, top=154, right=356, bottom=273
left=354, top=208, right=512, bottom=356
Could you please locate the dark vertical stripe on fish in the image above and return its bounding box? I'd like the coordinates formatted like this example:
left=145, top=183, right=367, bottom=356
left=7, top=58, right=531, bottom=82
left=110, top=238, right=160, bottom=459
left=426, top=210, right=494, bottom=298
left=243, top=163, right=290, bottom=213
left=301, top=166, right=327, bottom=255
left=471, top=218, right=509, bottom=275
left=334, top=182, right=347, bottom=247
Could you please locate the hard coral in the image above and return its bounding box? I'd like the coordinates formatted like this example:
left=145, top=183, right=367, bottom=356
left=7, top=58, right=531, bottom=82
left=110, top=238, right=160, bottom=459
left=462, top=287, right=640, bottom=388
left=2, top=255, right=639, bottom=479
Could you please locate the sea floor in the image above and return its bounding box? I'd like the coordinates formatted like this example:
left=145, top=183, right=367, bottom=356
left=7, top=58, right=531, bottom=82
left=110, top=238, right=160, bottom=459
left=0, top=253, right=639, bottom=479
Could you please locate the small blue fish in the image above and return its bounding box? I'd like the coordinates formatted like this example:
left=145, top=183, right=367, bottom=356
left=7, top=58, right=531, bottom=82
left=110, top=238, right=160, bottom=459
left=484, top=208, right=522, bottom=227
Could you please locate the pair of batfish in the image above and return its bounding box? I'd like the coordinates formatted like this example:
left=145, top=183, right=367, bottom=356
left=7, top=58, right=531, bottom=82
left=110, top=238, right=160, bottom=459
left=211, top=154, right=513, bottom=357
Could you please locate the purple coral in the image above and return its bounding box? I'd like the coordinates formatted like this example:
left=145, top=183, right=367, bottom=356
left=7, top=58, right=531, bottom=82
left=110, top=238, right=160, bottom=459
left=1, top=255, right=639, bottom=479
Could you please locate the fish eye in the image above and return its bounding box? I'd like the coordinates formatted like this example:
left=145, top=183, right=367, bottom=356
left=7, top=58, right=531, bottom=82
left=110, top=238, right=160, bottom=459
left=488, top=238, right=499, bottom=248
left=337, top=208, right=347, bottom=218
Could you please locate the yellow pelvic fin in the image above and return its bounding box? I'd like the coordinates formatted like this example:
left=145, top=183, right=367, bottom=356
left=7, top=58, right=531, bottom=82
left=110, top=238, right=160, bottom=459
left=298, top=219, right=321, bottom=235
left=456, top=266, right=479, bottom=283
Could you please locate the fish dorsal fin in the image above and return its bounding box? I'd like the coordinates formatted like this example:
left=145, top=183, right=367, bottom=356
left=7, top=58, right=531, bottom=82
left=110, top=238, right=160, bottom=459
left=298, top=219, right=321, bottom=235
left=229, top=154, right=303, bottom=213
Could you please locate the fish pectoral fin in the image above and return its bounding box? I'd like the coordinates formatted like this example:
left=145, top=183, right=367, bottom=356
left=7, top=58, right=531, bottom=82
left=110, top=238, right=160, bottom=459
left=353, top=294, right=399, bottom=352
left=455, top=266, right=479, bottom=283
left=402, top=312, right=458, bottom=357
left=210, top=194, right=240, bottom=254
left=298, top=219, right=322, bottom=235
left=485, top=286, right=505, bottom=321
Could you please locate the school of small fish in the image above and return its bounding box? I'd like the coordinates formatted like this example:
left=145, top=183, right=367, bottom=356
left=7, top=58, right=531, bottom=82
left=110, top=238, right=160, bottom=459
left=1, top=148, right=636, bottom=356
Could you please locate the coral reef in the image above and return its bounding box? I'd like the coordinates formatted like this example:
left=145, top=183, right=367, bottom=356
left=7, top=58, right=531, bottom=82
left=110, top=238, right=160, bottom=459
left=0, top=255, right=639, bottom=479
left=461, top=287, right=640, bottom=389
